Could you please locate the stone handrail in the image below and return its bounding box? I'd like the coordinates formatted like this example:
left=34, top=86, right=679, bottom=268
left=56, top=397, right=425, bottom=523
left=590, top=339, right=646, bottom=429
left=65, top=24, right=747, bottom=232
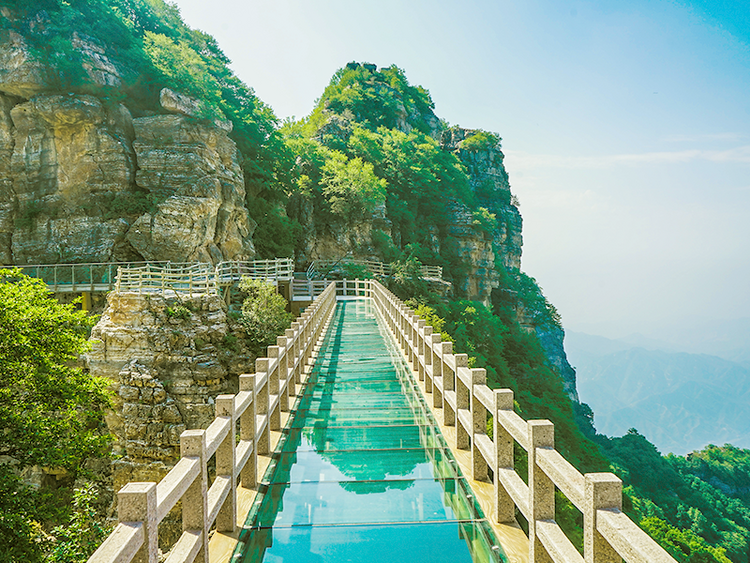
left=292, top=278, right=372, bottom=301
left=87, top=282, right=337, bottom=563
left=369, top=280, right=676, bottom=563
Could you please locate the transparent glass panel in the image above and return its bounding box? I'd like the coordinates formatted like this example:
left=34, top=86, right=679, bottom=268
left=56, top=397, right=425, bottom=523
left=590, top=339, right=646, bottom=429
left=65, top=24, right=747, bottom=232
left=235, top=301, right=507, bottom=563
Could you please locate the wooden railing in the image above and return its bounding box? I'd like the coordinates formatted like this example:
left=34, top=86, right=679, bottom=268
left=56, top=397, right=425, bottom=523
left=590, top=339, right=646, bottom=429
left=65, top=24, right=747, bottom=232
left=17, top=261, right=180, bottom=293
left=115, top=263, right=218, bottom=295
left=309, top=258, right=443, bottom=281
left=87, top=282, right=337, bottom=563
left=215, top=259, right=294, bottom=285
left=370, top=280, right=676, bottom=563
left=16, top=258, right=295, bottom=294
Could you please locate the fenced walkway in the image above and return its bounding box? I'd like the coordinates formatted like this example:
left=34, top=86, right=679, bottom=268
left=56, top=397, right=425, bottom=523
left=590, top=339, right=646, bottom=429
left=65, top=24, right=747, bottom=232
left=16, top=258, right=294, bottom=294
left=88, top=280, right=676, bottom=563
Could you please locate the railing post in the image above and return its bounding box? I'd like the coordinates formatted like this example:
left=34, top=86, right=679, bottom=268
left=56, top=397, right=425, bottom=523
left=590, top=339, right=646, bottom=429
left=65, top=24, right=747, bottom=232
left=435, top=341, right=452, bottom=410
left=180, top=430, right=209, bottom=563
left=277, top=336, right=291, bottom=400
left=585, top=473, right=623, bottom=563
left=494, top=389, right=516, bottom=523
left=426, top=333, right=442, bottom=394
left=418, top=325, right=432, bottom=381
left=471, top=368, right=488, bottom=481
left=456, top=366, right=471, bottom=449
left=255, top=358, right=271, bottom=451
left=288, top=325, right=300, bottom=384
left=215, top=395, right=237, bottom=533
left=117, top=482, right=157, bottom=563
left=528, top=420, right=555, bottom=563
left=239, top=374, right=257, bottom=489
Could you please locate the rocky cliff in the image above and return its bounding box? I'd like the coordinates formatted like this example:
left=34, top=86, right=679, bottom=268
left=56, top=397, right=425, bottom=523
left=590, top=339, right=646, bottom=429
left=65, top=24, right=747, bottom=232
left=87, top=290, right=254, bottom=544
left=0, top=15, right=255, bottom=267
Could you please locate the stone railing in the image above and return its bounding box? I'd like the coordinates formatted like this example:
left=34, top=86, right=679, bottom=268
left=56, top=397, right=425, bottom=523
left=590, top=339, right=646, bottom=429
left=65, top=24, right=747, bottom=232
left=292, top=278, right=372, bottom=301
left=370, top=280, right=676, bottom=563
left=87, top=282, right=337, bottom=563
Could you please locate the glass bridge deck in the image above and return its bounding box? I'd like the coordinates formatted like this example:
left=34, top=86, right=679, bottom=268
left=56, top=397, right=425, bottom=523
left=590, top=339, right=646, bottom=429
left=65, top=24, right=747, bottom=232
left=233, top=300, right=506, bottom=563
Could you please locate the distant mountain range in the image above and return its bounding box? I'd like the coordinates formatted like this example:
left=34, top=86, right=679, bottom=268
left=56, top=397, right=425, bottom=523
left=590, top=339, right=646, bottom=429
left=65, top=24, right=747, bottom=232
left=566, top=330, right=750, bottom=454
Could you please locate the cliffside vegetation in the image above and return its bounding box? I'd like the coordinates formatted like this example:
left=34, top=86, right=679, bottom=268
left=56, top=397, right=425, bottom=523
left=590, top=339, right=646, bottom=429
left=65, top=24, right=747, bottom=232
left=0, top=269, right=112, bottom=562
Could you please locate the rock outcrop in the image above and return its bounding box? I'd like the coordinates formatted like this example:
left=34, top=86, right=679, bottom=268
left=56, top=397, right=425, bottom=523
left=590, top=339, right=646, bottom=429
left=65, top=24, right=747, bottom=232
left=87, top=290, right=256, bottom=545
left=0, top=88, right=255, bottom=266
left=441, top=127, right=523, bottom=305
left=8, top=94, right=136, bottom=263
left=128, top=112, right=254, bottom=262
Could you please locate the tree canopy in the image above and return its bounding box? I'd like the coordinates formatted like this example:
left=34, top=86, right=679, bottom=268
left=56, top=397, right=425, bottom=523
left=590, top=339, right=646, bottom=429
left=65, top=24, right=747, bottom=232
left=0, top=269, right=112, bottom=561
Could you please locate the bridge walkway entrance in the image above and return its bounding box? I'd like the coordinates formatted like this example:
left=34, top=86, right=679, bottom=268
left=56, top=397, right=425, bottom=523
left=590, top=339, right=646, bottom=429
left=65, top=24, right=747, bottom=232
left=229, top=299, right=509, bottom=563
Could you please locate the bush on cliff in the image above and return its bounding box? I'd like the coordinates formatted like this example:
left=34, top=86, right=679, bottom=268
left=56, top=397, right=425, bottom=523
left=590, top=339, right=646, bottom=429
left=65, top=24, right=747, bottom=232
left=239, top=278, right=293, bottom=354
left=0, top=269, right=112, bottom=562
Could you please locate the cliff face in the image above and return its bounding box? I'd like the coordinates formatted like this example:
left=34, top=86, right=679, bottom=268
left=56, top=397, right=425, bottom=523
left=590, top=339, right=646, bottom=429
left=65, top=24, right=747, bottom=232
left=0, top=87, right=254, bottom=265
left=441, top=127, right=523, bottom=305
left=87, top=290, right=255, bottom=544
left=0, top=19, right=255, bottom=267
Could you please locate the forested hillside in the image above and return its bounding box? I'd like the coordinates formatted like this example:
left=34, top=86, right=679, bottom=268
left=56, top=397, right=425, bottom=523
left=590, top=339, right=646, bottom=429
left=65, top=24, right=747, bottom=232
left=1, top=2, right=749, bottom=563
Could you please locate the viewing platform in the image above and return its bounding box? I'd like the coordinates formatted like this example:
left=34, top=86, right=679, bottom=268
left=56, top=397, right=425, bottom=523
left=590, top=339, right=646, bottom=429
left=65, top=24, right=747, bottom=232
left=88, top=280, right=677, bottom=563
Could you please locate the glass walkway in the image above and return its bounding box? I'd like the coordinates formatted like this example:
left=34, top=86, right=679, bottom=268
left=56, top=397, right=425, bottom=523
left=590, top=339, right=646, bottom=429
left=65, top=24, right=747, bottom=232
left=232, top=300, right=506, bottom=563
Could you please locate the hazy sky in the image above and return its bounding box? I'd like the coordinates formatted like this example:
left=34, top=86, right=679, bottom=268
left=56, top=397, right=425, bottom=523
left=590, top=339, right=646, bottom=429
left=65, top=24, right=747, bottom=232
left=171, top=0, right=750, bottom=338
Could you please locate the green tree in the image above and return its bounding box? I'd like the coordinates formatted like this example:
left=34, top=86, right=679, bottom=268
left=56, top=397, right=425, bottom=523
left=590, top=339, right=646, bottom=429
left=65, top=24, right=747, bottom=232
left=320, top=150, right=387, bottom=220
left=45, top=484, right=111, bottom=563
left=239, top=278, right=293, bottom=353
left=0, top=269, right=112, bottom=562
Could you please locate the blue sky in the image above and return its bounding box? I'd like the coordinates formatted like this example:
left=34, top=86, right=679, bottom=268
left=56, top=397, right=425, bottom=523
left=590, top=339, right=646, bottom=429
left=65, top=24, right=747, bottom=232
left=172, top=0, right=750, bottom=339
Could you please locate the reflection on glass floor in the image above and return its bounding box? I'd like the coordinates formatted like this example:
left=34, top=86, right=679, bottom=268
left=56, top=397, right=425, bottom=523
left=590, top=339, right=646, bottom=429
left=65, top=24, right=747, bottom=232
left=233, top=300, right=506, bottom=563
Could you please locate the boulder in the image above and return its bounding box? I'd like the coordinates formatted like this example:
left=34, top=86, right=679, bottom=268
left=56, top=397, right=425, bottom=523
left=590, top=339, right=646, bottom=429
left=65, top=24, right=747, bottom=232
left=131, top=113, right=254, bottom=261
left=126, top=196, right=221, bottom=263
left=159, top=88, right=232, bottom=132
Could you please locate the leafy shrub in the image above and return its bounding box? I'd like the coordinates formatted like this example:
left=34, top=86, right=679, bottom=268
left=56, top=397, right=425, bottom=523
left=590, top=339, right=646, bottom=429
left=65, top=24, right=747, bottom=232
left=320, top=151, right=387, bottom=221
left=472, top=207, right=497, bottom=237
left=0, top=269, right=111, bottom=560
left=221, top=334, right=239, bottom=352
left=166, top=305, right=191, bottom=320
left=239, top=278, right=292, bottom=353
left=45, top=485, right=111, bottom=563
left=459, top=130, right=501, bottom=151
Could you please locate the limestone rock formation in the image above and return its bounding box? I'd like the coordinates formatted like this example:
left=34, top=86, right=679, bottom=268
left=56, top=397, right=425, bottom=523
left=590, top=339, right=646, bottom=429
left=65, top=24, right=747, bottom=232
left=88, top=289, right=256, bottom=543
left=7, top=94, right=136, bottom=264
left=0, top=87, right=256, bottom=266
left=129, top=112, right=255, bottom=262
left=441, top=127, right=523, bottom=305
left=159, top=88, right=232, bottom=132
left=0, top=29, right=54, bottom=98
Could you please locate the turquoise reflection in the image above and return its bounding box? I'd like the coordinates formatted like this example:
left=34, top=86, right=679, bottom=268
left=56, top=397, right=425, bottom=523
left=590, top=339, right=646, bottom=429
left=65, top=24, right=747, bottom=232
left=234, top=301, right=505, bottom=563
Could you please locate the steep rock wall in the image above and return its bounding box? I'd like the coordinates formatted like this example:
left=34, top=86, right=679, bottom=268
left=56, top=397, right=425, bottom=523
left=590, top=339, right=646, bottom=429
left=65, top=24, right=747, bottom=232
left=0, top=89, right=255, bottom=266
left=87, top=291, right=256, bottom=545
